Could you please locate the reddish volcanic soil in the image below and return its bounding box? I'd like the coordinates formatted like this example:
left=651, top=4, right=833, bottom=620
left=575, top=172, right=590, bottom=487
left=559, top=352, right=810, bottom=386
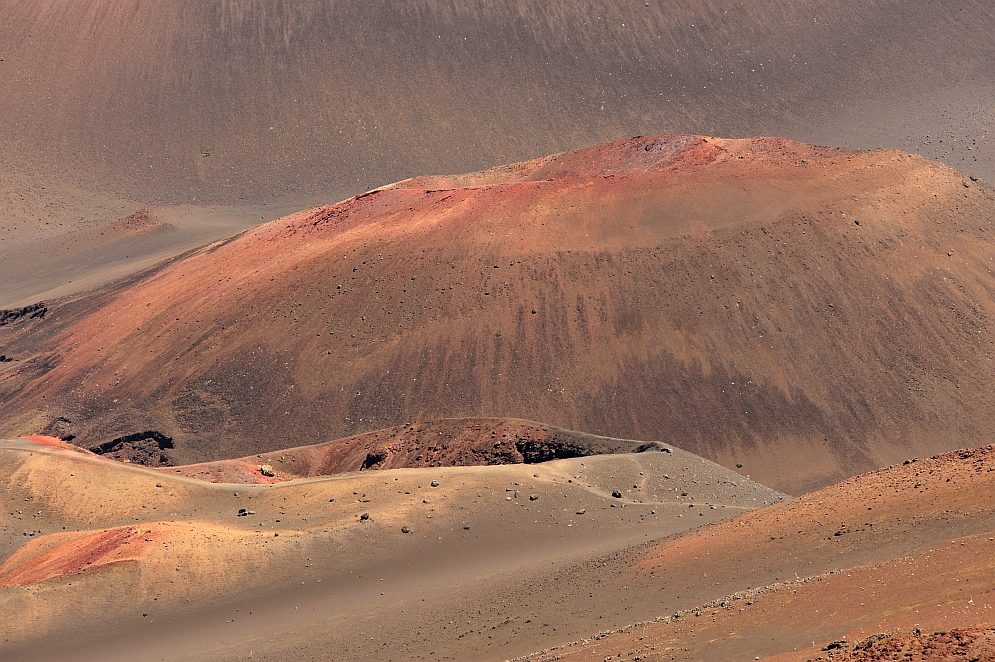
left=5, top=4, right=995, bottom=660
left=805, top=628, right=995, bottom=661
left=4, top=1, right=994, bottom=310
left=3, top=136, right=995, bottom=495
left=166, top=417, right=662, bottom=484
left=0, top=525, right=154, bottom=588
left=5, top=438, right=993, bottom=661
left=2, top=0, right=993, bottom=213
left=16, top=435, right=91, bottom=453
left=519, top=445, right=995, bottom=662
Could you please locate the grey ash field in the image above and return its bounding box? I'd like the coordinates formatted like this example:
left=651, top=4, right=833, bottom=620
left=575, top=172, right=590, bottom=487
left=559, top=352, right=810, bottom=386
left=3, top=1, right=995, bottom=661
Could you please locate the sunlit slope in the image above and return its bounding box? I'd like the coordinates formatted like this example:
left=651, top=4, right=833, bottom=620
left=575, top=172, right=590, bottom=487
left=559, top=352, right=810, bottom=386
left=0, top=434, right=784, bottom=660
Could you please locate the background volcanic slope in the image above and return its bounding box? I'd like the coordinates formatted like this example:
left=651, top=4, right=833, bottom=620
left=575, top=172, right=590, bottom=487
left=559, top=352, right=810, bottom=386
left=4, top=0, right=994, bottom=312
left=167, top=417, right=667, bottom=484
left=2, top=0, right=993, bottom=219
left=0, top=204, right=301, bottom=309
left=3, top=136, right=995, bottom=494
left=523, top=445, right=995, bottom=662
left=0, top=435, right=784, bottom=660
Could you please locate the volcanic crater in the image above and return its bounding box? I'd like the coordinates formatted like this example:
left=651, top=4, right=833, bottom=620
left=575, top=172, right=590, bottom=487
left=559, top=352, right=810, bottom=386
left=2, top=135, right=995, bottom=495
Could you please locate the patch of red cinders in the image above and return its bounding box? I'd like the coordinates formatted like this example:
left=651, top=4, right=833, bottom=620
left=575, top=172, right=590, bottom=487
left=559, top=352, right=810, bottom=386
left=169, top=458, right=282, bottom=484
left=805, top=628, right=995, bottom=661
left=17, top=435, right=93, bottom=453
left=0, top=526, right=153, bottom=587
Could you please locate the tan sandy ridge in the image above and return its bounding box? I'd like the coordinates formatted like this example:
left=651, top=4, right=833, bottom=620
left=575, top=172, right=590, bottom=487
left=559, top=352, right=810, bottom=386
left=0, top=432, right=784, bottom=660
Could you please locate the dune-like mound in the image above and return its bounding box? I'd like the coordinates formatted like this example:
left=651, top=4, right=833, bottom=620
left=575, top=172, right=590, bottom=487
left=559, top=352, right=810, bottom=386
left=165, top=417, right=669, bottom=483
left=0, top=433, right=784, bottom=659
left=5, top=435, right=993, bottom=660
left=3, top=135, right=995, bottom=494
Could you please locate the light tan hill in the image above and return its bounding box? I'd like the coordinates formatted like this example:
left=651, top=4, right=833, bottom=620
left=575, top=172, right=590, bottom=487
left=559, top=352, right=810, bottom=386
left=0, top=434, right=784, bottom=661
left=5, top=440, right=993, bottom=660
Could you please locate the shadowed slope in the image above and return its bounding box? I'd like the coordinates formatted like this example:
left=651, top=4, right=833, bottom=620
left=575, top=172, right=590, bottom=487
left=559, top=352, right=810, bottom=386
left=3, top=136, right=995, bottom=494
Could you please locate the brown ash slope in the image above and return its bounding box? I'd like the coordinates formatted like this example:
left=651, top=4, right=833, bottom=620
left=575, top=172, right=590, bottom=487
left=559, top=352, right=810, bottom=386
left=2, top=135, right=995, bottom=495
left=0, top=0, right=993, bottom=217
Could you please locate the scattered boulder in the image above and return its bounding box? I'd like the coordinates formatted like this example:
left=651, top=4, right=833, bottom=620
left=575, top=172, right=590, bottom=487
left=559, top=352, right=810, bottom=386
left=0, top=302, right=47, bottom=327
left=259, top=465, right=275, bottom=477
left=401, top=526, right=411, bottom=533
left=430, top=480, right=439, bottom=487
left=611, top=490, right=622, bottom=498
left=360, top=512, right=370, bottom=521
